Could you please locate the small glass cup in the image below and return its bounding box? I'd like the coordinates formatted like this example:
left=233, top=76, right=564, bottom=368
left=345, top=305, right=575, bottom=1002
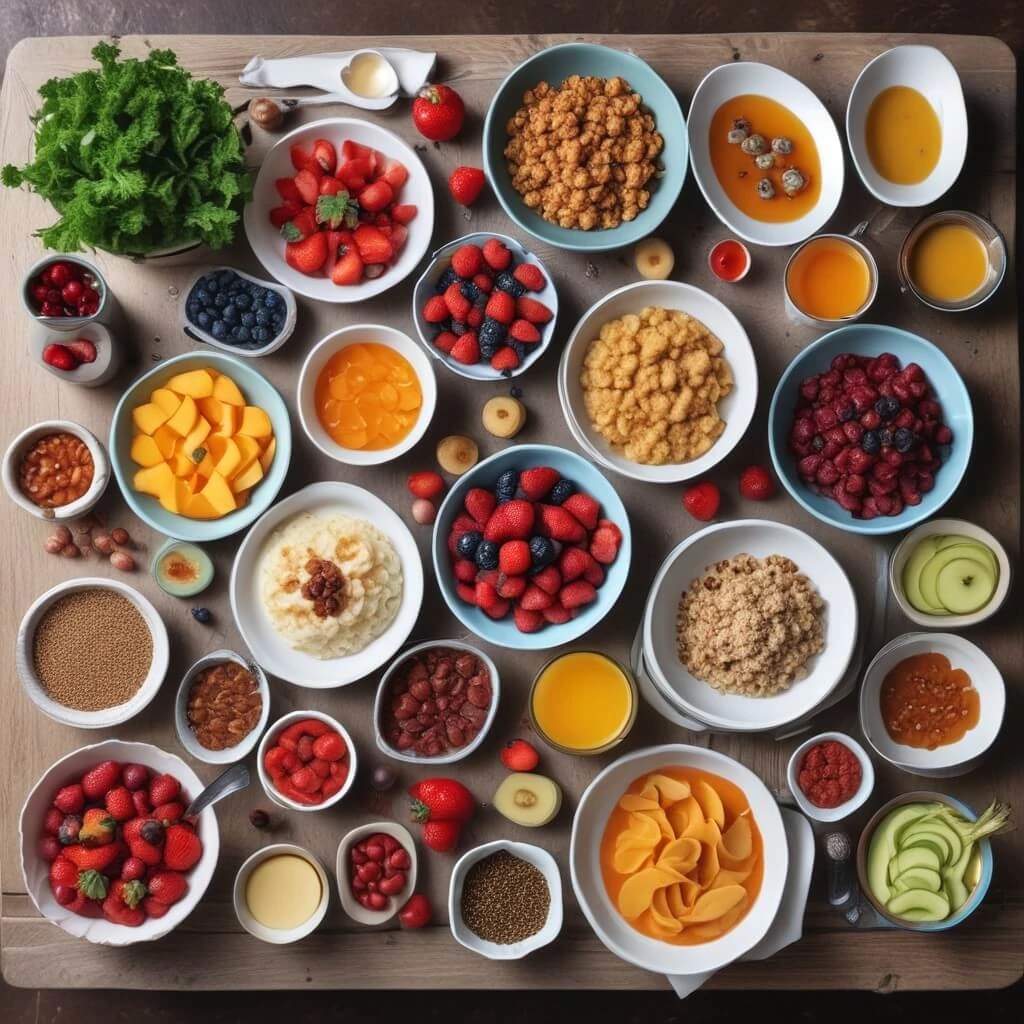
left=898, top=210, right=1007, bottom=313
left=783, top=233, right=879, bottom=330
left=528, top=650, right=638, bottom=756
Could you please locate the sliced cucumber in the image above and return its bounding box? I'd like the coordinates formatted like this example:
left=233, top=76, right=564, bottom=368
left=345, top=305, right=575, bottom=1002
left=886, top=887, right=950, bottom=922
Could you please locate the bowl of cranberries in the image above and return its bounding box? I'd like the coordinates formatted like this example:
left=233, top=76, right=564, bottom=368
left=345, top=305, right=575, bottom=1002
left=769, top=324, right=973, bottom=534
left=22, top=255, right=109, bottom=326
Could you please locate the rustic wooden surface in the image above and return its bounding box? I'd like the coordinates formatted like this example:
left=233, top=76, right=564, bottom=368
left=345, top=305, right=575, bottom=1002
left=0, top=33, right=1018, bottom=992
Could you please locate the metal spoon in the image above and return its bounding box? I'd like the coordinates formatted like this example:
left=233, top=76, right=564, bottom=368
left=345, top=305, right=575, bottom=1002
left=184, top=763, right=250, bottom=818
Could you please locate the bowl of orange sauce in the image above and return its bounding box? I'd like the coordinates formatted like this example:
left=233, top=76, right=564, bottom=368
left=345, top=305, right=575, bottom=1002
left=297, top=324, right=436, bottom=466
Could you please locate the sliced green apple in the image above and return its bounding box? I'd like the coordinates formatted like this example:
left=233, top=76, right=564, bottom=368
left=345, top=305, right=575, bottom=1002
left=919, top=544, right=992, bottom=609
left=935, top=558, right=997, bottom=614
left=902, top=537, right=945, bottom=614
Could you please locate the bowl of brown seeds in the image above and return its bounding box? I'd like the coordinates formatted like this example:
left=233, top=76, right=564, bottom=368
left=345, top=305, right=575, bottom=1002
left=16, top=577, right=169, bottom=728
left=448, top=840, right=563, bottom=959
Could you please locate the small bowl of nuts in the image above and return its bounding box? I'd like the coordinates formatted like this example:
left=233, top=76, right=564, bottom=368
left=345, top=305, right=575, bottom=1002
left=2, top=420, right=110, bottom=522
left=174, top=649, right=271, bottom=765
left=482, top=43, right=687, bottom=253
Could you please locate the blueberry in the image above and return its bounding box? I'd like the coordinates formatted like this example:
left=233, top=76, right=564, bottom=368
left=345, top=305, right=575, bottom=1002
left=875, top=395, right=900, bottom=420
left=202, top=272, right=219, bottom=290
left=894, top=428, right=917, bottom=454
left=548, top=479, right=576, bottom=505
left=436, top=267, right=459, bottom=291
left=218, top=270, right=234, bottom=288
left=186, top=299, right=200, bottom=319
left=811, top=435, right=825, bottom=452
left=223, top=304, right=238, bottom=324
left=474, top=540, right=499, bottom=570
left=196, top=311, right=211, bottom=329
left=529, top=535, right=557, bottom=569
left=861, top=430, right=880, bottom=455
left=495, top=271, right=525, bottom=298
left=212, top=292, right=228, bottom=309
left=878, top=428, right=894, bottom=448
left=250, top=285, right=266, bottom=302
left=236, top=326, right=251, bottom=343
left=241, top=311, right=256, bottom=328
left=510, top=341, right=527, bottom=361
left=457, top=530, right=483, bottom=560
left=194, top=287, right=210, bottom=304
left=265, top=292, right=281, bottom=309
left=252, top=327, right=271, bottom=345
left=230, top=325, right=245, bottom=340
left=510, top=386, right=523, bottom=399
left=211, top=320, right=227, bottom=339
left=191, top=607, right=213, bottom=624
left=496, top=469, right=519, bottom=497
left=255, top=307, right=271, bottom=326
left=234, top=293, right=251, bottom=310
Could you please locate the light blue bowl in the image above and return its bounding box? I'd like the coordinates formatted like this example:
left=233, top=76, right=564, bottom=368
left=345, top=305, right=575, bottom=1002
left=768, top=324, right=973, bottom=536
left=482, top=43, right=687, bottom=253
left=109, top=352, right=292, bottom=542
left=432, top=444, right=631, bottom=650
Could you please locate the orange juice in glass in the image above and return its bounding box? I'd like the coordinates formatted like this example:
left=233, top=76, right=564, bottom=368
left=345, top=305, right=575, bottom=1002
left=529, top=651, right=637, bottom=755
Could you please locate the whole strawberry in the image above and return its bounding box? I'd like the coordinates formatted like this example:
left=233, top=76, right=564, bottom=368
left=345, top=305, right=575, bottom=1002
left=739, top=465, right=776, bottom=501
left=421, top=819, right=462, bottom=853
left=501, top=739, right=540, bottom=772
left=162, top=823, right=203, bottom=871
left=412, top=84, right=465, bottom=142
left=409, top=778, right=476, bottom=824
left=449, top=166, right=486, bottom=207
left=682, top=481, right=721, bottom=522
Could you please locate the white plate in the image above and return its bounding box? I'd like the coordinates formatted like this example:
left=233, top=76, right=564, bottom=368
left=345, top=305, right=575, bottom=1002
left=687, top=62, right=845, bottom=247
left=243, top=117, right=435, bottom=303
left=643, top=520, right=858, bottom=732
left=570, top=743, right=787, bottom=976
left=558, top=280, right=758, bottom=484
left=846, top=46, right=967, bottom=208
left=859, top=632, right=1004, bottom=773
left=229, top=481, right=423, bottom=688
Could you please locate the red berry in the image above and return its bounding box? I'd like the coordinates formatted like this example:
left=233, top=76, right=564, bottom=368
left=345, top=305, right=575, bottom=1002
left=408, top=471, right=445, bottom=499
left=738, top=465, right=775, bottom=501
left=448, top=166, right=486, bottom=206
left=500, top=739, right=540, bottom=772
left=682, top=481, right=721, bottom=522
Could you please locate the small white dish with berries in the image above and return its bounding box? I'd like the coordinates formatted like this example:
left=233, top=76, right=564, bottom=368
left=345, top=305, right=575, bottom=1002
left=411, top=232, right=558, bottom=380
left=244, top=117, right=434, bottom=303
left=20, top=739, right=218, bottom=945
left=336, top=821, right=418, bottom=925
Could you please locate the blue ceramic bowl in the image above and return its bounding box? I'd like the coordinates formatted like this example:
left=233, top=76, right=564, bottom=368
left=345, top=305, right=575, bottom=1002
left=482, top=43, right=687, bottom=253
left=768, top=324, right=973, bottom=536
left=432, top=444, right=631, bottom=650
left=109, top=352, right=292, bottom=542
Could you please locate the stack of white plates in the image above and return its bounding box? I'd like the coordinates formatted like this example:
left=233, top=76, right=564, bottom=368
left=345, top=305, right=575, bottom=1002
left=858, top=632, right=1005, bottom=779
left=640, top=520, right=859, bottom=734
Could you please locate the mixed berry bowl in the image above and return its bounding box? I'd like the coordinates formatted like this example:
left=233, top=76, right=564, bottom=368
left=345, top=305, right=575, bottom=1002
left=768, top=324, right=973, bottom=535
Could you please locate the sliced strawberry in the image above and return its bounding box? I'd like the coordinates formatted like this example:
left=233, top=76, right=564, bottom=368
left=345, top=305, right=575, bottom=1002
left=359, top=179, right=394, bottom=213
left=390, top=204, right=418, bottom=225
left=353, top=225, right=393, bottom=265
left=290, top=143, right=317, bottom=172
left=294, top=168, right=321, bottom=205
left=275, top=177, right=302, bottom=203
left=280, top=206, right=317, bottom=241
left=331, top=246, right=364, bottom=286
left=285, top=233, right=328, bottom=275
left=319, top=176, right=343, bottom=196
left=336, top=157, right=372, bottom=191
left=381, top=159, right=409, bottom=190
left=269, top=201, right=301, bottom=229
left=341, top=140, right=374, bottom=162
left=312, top=138, right=337, bottom=173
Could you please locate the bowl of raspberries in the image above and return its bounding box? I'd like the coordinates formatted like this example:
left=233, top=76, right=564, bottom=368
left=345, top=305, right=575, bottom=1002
left=769, top=324, right=973, bottom=535
left=19, top=739, right=218, bottom=945
left=412, top=232, right=558, bottom=380
left=432, top=443, right=630, bottom=649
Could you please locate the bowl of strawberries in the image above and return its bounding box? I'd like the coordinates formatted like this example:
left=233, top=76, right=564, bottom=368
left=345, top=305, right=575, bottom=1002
left=244, top=117, right=434, bottom=303
left=411, top=233, right=558, bottom=380
left=19, top=740, right=218, bottom=945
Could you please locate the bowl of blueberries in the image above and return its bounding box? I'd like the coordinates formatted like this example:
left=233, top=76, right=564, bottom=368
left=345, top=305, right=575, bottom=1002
left=181, top=267, right=297, bottom=357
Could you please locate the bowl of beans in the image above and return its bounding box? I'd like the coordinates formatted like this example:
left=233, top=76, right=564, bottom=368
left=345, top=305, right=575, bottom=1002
left=174, top=650, right=270, bottom=765
left=786, top=730, right=875, bottom=823
left=2, top=420, right=110, bottom=521
left=373, top=640, right=500, bottom=765
left=15, top=578, right=170, bottom=729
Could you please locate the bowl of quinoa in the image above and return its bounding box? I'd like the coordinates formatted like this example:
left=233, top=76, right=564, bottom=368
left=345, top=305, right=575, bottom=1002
left=16, top=577, right=169, bottom=728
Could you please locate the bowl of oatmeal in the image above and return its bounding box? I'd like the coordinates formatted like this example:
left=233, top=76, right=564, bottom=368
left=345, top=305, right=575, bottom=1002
left=229, top=482, right=423, bottom=688
left=482, top=43, right=688, bottom=252
left=642, top=519, right=858, bottom=731
left=558, top=281, right=758, bottom=483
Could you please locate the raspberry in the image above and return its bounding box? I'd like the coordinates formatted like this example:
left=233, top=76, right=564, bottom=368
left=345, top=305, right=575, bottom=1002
left=512, top=263, right=546, bottom=291
left=450, top=244, right=484, bottom=278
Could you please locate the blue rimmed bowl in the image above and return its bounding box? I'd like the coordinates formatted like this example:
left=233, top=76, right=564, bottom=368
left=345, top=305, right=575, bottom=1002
left=109, top=351, right=292, bottom=542
left=482, top=43, right=687, bottom=253
left=431, top=444, right=631, bottom=650
left=768, top=324, right=973, bottom=535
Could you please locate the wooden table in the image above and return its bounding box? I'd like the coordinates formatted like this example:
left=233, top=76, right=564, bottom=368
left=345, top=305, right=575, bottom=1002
left=0, top=33, right=1019, bottom=992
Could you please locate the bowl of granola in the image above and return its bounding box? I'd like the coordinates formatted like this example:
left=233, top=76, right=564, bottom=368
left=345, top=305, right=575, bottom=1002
left=482, top=43, right=687, bottom=252
left=642, top=519, right=858, bottom=731
left=558, top=280, right=758, bottom=482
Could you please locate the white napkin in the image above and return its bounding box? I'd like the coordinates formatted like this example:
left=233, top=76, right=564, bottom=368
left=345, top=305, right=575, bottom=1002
left=665, top=808, right=815, bottom=998
left=239, top=48, right=436, bottom=97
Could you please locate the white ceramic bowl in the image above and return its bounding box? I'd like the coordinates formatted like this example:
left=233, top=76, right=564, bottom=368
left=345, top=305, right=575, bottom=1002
left=846, top=45, right=967, bottom=208
left=889, top=518, right=1012, bottom=629
left=449, top=840, right=563, bottom=960
left=16, top=577, right=170, bottom=729
left=20, top=739, right=219, bottom=945
left=256, top=709, right=358, bottom=811
left=233, top=843, right=330, bottom=944
left=570, top=743, right=787, bottom=975
left=643, top=520, right=858, bottom=732
left=410, top=232, right=559, bottom=381
left=786, top=730, right=875, bottom=823
left=859, top=632, right=1005, bottom=776
left=558, top=280, right=758, bottom=483
left=373, top=639, right=500, bottom=765
left=3, top=420, right=110, bottom=520
left=335, top=820, right=418, bottom=925
left=229, top=481, right=423, bottom=688
left=244, top=117, right=434, bottom=303
left=29, top=321, right=120, bottom=387
left=297, top=324, right=437, bottom=466
left=181, top=266, right=297, bottom=357
left=174, top=649, right=271, bottom=765
left=687, top=62, right=845, bottom=247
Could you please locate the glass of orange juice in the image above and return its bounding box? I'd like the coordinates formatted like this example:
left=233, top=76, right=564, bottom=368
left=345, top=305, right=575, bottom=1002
left=784, top=233, right=879, bottom=329
left=529, top=650, right=637, bottom=756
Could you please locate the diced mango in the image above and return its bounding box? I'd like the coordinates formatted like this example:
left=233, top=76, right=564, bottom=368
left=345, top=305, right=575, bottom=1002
left=233, top=434, right=262, bottom=475
left=167, top=368, right=215, bottom=399
left=185, top=493, right=220, bottom=519
left=170, top=451, right=197, bottom=477
left=166, top=394, right=199, bottom=437
left=182, top=416, right=212, bottom=457
left=230, top=457, right=264, bottom=494
left=150, top=388, right=182, bottom=417
left=258, top=436, right=277, bottom=472
left=212, top=437, right=241, bottom=479
left=213, top=374, right=245, bottom=406
left=219, top=403, right=240, bottom=438
left=158, top=484, right=183, bottom=513
left=152, top=424, right=180, bottom=460
left=197, top=396, right=223, bottom=424
left=132, top=462, right=176, bottom=499
left=199, top=472, right=237, bottom=516
left=239, top=405, right=273, bottom=440
left=132, top=402, right=171, bottom=436
left=130, top=434, right=164, bottom=468
left=195, top=452, right=217, bottom=480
